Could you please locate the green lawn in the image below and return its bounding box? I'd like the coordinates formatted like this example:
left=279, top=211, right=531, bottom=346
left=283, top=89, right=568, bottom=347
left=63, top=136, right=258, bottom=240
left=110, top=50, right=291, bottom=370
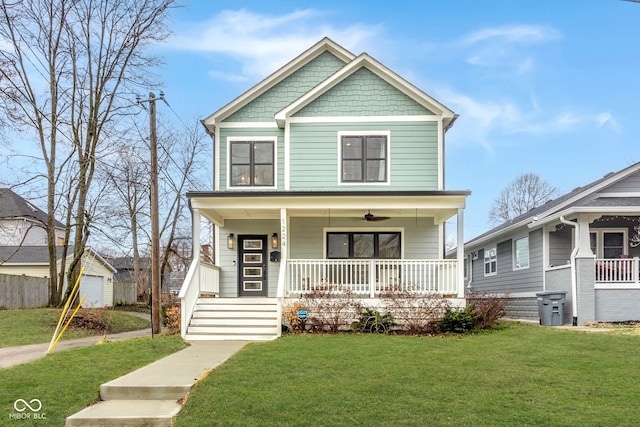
left=0, top=335, right=186, bottom=426
left=175, top=323, right=640, bottom=426
left=0, top=308, right=150, bottom=348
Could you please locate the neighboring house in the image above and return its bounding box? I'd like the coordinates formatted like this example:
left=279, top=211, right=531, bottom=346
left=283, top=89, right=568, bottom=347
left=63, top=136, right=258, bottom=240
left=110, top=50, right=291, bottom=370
left=463, top=162, right=640, bottom=326
left=179, top=38, right=470, bottom=340
left=0, top=188, right=115, bottom=307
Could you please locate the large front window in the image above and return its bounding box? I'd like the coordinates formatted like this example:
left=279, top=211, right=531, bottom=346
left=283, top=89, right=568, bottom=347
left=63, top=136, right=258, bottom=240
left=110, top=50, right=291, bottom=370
left=590, top=228, right=627, bottom=258
left=340, top=135, right=388, bottom=183
left=327, top=232, right=400, bottom=259
left=230, top=140, right=274, bottom=186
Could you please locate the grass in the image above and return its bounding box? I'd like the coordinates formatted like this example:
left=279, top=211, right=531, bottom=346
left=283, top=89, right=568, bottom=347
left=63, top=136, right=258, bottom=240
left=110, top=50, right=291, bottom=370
left=175, top=323, right=640, bottom=426
left=0, top=334, right=186, bottom=426
left=0, top=308, right=150, bottom=348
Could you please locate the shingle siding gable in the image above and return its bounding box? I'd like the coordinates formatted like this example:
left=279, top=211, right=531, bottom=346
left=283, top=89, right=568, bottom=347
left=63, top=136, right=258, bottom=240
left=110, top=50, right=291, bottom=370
left=295, top=68, right=433, bottom=117
left=225, top=51, right=346, bottom=122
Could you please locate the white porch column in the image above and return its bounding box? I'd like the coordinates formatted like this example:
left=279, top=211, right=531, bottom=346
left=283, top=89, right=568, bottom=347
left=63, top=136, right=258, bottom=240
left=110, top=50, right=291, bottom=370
left=277, top=208, right=288, bottom=298
left=576, top=214, right=598, bottom=257
left=457, top=208, right=465, bottom=298
left=192, top=208, right=200, bottom=261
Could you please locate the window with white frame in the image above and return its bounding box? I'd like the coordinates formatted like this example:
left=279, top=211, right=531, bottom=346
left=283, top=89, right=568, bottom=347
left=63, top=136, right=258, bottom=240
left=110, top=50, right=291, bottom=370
left=484, top=246, right=497, bottom=276
left=590, top=228, right=628, bottom=258
left=513, top=236, right=530, bottom=270
left=229, top=139, right=275, bottom=187
left=339, top=133, right=389, bottom=183
left=326, top=232, right=400, bottom=259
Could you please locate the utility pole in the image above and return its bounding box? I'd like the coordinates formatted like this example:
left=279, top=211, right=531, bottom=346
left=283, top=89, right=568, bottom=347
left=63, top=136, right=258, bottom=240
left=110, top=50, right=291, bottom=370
left=138, top=92, right=163, bottom=335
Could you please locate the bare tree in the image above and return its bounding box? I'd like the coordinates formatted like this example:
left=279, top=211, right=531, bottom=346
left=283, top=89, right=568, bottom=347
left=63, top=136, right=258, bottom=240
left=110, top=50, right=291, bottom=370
left=488, top=173, right=558, bottom=224
left=0, top=0, right=175, bottom=306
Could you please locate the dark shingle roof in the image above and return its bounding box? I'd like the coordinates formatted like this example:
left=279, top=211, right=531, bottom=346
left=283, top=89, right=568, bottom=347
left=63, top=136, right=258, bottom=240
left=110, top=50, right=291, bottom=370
left=0, top=188, right=64, bottom=228
left=0, top=246, right=65, bottom=264
left=466, top=163, right=640, bottom=247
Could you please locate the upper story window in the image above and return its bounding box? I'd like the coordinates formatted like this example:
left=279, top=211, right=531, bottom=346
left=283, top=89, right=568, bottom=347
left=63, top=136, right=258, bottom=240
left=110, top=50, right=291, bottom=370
left=513, top=236, right=529, bottom=270
left=339, top=133, right=389, bottom=184
left=484, top=246, right=497, bottom=276
left=229, top=139, right=275, bottom=187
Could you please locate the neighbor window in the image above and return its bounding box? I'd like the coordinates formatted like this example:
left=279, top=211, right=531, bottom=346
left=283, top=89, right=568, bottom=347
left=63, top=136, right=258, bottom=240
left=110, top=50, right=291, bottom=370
left=513, top=236, right=529, bottom=270
left=230, top=140, right=274, bottom=186
left=484, top=246, right=497, bottom=276
left=327, top=232, right=400, bottom=259
left=340, top=135, right=388, bottom=183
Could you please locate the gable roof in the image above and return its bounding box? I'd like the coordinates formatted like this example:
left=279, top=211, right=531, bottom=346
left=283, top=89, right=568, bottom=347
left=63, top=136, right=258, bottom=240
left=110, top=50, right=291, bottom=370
left=203, top=37, right=355, bottom=129
left=465, top=162, right=640, bottom=249
left=0, top=246, right=116, bottom=273
left=0, top=188, right=64, bottom=228
left=275, top=52, right=456, bottom=129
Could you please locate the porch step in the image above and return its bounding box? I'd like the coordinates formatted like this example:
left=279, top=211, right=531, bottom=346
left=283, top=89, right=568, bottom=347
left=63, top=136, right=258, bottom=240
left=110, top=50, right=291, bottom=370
left=185, top=297, right=279, bottom=341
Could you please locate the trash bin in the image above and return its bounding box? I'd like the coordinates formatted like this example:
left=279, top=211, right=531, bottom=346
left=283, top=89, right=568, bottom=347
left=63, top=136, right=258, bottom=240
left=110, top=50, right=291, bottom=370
left=536, top=291, right=566, bottom=326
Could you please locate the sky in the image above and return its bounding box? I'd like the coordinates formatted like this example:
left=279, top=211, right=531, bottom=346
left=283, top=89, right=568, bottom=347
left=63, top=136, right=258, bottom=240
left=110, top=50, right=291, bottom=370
left=19, top=0, right=640, bottom=243
left=155, top=0, right=640, bottom=241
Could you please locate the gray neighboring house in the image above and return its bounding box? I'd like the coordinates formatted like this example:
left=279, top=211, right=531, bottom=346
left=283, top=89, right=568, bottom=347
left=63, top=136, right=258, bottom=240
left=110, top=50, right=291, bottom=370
left=0, top=188, right=116, bottom=307
left=464, top=162, right=640, bottom=326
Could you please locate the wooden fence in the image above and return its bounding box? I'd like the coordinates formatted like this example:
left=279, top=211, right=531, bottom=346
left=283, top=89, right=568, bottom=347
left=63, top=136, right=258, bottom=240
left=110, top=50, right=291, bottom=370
left=113, top=281, right=137, bottom=305
left=0, top=274, right=49, bottom=309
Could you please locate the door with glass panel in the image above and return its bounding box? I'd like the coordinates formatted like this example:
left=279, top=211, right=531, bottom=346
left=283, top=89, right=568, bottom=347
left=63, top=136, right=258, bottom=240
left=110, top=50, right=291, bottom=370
left=238, top=235, right=268, bottom=297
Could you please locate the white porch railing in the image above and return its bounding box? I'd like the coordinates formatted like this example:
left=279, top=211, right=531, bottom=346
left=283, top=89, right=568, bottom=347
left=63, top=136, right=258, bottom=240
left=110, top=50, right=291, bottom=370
left=595, top=257, right=640, bottom=284
left=179, top=259, right=220, bottom=338
left=287, top=259, right=459, bottom=297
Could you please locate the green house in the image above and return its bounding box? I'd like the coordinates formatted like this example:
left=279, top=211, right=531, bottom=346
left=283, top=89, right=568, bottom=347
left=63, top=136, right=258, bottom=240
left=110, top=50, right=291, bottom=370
left=180, top=38, right=470, bottom=340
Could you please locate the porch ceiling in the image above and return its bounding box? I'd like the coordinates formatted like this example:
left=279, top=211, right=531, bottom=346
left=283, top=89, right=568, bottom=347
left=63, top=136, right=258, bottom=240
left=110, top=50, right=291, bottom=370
left=188, top=191, right=469, bottom=227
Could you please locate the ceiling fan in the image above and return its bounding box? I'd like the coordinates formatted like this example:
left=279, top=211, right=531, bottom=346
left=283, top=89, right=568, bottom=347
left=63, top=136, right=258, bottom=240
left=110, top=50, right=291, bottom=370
left=362, top=210, right=390, bottom=222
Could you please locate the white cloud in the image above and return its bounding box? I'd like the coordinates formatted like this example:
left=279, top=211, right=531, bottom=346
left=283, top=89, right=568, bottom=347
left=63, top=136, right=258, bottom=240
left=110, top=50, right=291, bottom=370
left=461, top=25, right=561, bottom=45
left=168, top=8, right=383, bottom=82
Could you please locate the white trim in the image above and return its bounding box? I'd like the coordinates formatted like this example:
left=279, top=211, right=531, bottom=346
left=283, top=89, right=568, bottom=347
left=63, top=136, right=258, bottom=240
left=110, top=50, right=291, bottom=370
left=589, top=227, right=628, bottom=258
left=322, top=227, right=405, bottom=259
left=217, top=122, right=278, bottom=128
left=437, top=119, right=443, bottom=190
left=337, top=131, right=391, bottom=186
left=287, top=115, right=440, bottom=124
left=226, top=136, right=278, bottom=190
left=595, top=284, right=640, bottom=290
left=214, top=127, right=220, bottom=191
left=275, top=54, right=454, bottom=128
left=512, top=235, right=530, bottom=271
left=483, top=246, right=497, bottom=277
left=594, top=192, right=640, bottom=198
left=284, top=122, right=291, bottom=191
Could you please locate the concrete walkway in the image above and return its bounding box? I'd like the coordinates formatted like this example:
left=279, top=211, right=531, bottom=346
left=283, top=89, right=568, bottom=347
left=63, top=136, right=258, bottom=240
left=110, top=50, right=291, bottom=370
left=0, top=328, right=153, bottom=368
left=65, top=340, right=249, bottom=426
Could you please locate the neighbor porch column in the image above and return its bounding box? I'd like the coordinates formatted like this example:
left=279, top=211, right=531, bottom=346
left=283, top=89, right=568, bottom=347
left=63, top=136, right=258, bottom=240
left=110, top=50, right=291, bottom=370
left=457, top=208, right=465, bottom=298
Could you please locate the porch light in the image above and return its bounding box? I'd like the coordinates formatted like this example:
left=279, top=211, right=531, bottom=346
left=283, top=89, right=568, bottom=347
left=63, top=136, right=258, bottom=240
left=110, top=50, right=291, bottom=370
left=271, top=233, right=279, bottom=249
left=227, top=233, right=235, bottom=250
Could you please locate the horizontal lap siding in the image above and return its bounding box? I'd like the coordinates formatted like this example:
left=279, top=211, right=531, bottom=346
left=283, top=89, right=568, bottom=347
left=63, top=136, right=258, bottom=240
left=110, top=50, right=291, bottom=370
left=219, top=128, right=284, bottom=189
left=469, top=228, right=544, bottom=294
left=601, top=171, right=640, bottom=192
left=289, top=217, right=440, bottom=259
left=289, top=122, right=438, bottom=191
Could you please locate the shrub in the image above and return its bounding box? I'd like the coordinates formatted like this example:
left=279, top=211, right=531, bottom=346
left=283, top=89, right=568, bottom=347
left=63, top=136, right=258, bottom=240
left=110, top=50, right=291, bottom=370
left=301, top=285, right=363, bottom=333
left=69, top=308, right=109, bottom=333
left=380, top=289, right=451, bottom=335
left=282, top=302, right=308, bottom=332
left=164, top=305, right=181, bottom=334
left=437, top=306, right=476, bottom=333
left=467, top=293, right=507, bottom=329
left=352, top=308, right=395, bottom=333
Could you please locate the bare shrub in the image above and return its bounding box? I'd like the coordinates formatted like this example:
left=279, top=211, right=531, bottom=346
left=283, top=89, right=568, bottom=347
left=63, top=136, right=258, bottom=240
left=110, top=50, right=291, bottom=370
left=467, top=293, right=508, bottom=329
left=381, top=289, right=451, bottom=335
left=301, top=285, right=363, bottom=333
left=282, top=301, right=308, bottom=331
left=164, top=305, right=181, bottom=334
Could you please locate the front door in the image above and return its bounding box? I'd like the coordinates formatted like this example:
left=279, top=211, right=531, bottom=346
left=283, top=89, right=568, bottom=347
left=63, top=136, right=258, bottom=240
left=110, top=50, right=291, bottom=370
left=238, top=235, right=268, bottom=297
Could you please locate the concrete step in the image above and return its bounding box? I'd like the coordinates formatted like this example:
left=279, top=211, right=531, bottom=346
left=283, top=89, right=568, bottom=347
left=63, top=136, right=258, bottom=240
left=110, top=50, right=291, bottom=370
left=190, top=317, right=277, bottom=326
left=185, top=333, right=278, bottom=341
left=187, top=325, right=279, bottom=335
left=65, top=400, right=180, bottom=427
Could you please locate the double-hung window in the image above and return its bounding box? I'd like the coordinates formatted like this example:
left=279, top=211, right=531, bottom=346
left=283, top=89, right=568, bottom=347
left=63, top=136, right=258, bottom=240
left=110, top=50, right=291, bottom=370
left=340, top=133, right=388, bottom=183
left=484, top=246, right=497, bottom=276
left=230, top=139, right=275, bottom=187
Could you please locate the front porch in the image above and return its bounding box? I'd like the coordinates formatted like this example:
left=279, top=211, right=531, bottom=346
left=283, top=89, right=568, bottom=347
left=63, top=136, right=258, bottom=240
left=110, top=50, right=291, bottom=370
left=180, top=257, right=461, bottom=340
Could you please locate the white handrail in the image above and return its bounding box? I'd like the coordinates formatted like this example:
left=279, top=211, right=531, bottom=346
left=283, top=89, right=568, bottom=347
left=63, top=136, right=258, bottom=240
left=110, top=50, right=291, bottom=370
left=595, top=257, right=640, bottom=284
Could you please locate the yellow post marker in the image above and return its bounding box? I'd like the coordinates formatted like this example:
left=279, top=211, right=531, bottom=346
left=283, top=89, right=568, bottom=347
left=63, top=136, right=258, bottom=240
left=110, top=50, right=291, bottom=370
left=49, top=294, right=87, bottom=352
left=48, top=266, right=86, bottom=354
